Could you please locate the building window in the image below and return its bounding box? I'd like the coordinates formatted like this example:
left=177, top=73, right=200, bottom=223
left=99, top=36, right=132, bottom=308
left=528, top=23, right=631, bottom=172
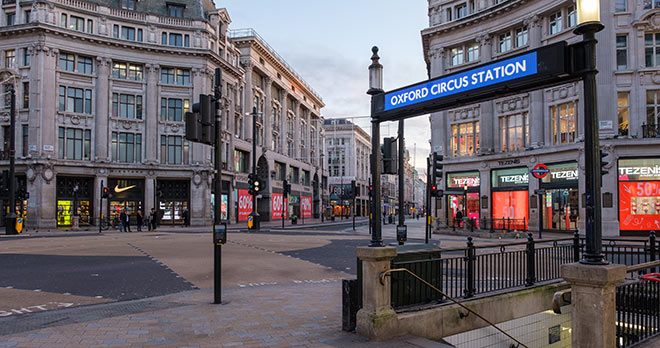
left=69, top=15, right=84, bottom=31
left=112, top=62, right=143, bottom=80
left=646, top=90, right=660, bottom=127
left=168, top=4, right=185, bottom=18
left=24, top=10, right=30, bottom=24
left=615, top=0, right=626, bottom=11
left=617, top=35, right=628, bottom=70
left=162, top=32, right=167, bottom=45
left=161, top=68, right=190, bottom=85
left=289, top=166, right=299, bottom=184
left=87, top=19, right=93, bottom=33
left=22, top=82, right=28, bottom=109
left=234, top=149, right=249, bottom=173
left=446, top=8, right=452, bottom=22
left=61, top=14, right=67, bottom=28
left=549, top=11, right=562, bottom=35
left=567, top=6, right=576, bottom=28
left=113, top=24, right=119, bottom=38
left=550, top=102, right=577, bottom=145
left=455, top=4, right=467, bottom=19
left=643, top=0, right=660, bottom=9
left=500, top=113, right=528, bottom=152
left=59, top=86, right=92, bottom=114
left=160, top=98, right=189, bottom=122
left=112, top=93, right=143, bottom=119
left=467, top=43, right=479, bottom=62
left=120, top=0, right=135, bottom=10
left=275, top=162, right=285, bottom=180
left=111, top=132, right=141, bottom=163
left=515, top=26, right=528, bottom=48
left=160, top=135, right=187, bottom=165
left=121, top=26, right=136, bottom=41
left=22, top=48, right=29, bottom=66
left=169, top=33, right=183, bottom=47
left=4, top=49, right=15, bottom=68
left=6, top=12, right=15, bottom=26
left=499, top=32, right=512, bottom=52
left=450, top=47, right=464, bottom=66
left=450, top=121, right=479, bottom=157
left=302, top=170, right=310, bottom=186
left=618, top=92, right=629, bottom=136
left=21, top=124, right=27, bottom=157
left=78, top=56, right=93, bottom=74
left=645, top=33, right=660, bottom=67
left=59, top=53, right=75, bottom=72
left=58, top=127, right=91, bottom=160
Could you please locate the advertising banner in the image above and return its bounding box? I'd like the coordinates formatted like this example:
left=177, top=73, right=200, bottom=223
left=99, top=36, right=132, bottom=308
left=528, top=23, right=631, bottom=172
left=492, top=190, right=529, bottom=229
left=237, top=189, right=252, bottom=222
left=619, top=181, right=660, bottom=231
left=271, top=193, right=288, bottom=220
left=447, top=172, right=480, bottom=188
left=301, top=196, right=312, bottom=218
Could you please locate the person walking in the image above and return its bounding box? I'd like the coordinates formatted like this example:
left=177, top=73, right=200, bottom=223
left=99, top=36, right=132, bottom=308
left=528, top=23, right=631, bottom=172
left=136, top=210, right=143, bottom=232
left=119, top=209, right=127, bottom=232
left=149, top=208, right=156, bottom=231
left=124, top=208, right=132, bottom=232
left=182, top=207, right=189, bottom=227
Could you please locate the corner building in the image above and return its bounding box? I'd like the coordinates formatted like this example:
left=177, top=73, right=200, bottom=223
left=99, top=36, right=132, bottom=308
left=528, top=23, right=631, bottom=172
left=423, top=0, right=660, bottom=236
left=0, top=0, right=326, bottom=229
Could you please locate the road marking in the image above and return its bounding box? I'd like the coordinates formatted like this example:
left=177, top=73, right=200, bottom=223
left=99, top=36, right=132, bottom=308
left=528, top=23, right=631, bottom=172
left=0, top=302, right=74, bottom=317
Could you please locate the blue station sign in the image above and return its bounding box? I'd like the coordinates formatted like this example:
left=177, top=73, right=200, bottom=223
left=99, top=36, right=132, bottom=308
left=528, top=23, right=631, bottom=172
left=372, top=42, right=573, bottom=122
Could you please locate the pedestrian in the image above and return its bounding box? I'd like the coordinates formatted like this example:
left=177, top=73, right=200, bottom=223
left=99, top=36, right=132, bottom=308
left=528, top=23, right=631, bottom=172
left=136, top=210, right=143, bottom=232
left=151, top=208, right=158, bottom=231
left=119, top=209, right=127, bottom=232
left=455, top=210, right=464, bottom=228
left=182, top=207, right=189, bottom=227
left=147, top=208, right=154, bottom=231
left=124, top=209, right=132, bottom=232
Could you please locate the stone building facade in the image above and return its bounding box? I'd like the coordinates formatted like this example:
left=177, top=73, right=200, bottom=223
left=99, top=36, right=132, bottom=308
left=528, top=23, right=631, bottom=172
left=423, top=0, right=660, bottom=236
left=0, top=0, right=325, bottom=229
left=322, top=118, right=370, bottom=218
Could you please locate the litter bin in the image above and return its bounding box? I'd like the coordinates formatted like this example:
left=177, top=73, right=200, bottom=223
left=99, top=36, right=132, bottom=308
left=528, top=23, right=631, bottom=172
left=291, top=215, right=298, bottom=224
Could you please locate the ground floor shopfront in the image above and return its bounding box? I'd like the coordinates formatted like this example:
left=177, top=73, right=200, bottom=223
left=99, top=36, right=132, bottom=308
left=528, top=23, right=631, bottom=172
left=436, top=143, right=660, bottom=237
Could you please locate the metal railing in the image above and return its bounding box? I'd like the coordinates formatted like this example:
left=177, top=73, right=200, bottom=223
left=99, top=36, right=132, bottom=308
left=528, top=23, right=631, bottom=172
left=389, top=232, right=659, bottom=310
left=642, top=123, right=660, bottom=138
left=616, top=259, right=660, bottom=347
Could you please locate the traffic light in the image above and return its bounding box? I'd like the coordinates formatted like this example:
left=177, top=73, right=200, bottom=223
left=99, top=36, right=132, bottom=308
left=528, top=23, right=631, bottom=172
left=283, top=179, right=289, bottom=196
left=253, top=178, right=261, bottom=194
left=186, top=94, right=216, bottom=145
left=351, top=180, right=356, bottom=199
left=600, top=150, right=609, bottom=176
left=432, top=153, right=443, bottom=185
left=430, top=184, right=438, bottom=197
left=381, top=137, right=397, bottom=174
left=248, top=173, right=255, bottom=195
left=0, top=170, right=7, bottom=195
left=368, top=185, right=373, bottom=197
left=102, top=186, right=109, bottom=198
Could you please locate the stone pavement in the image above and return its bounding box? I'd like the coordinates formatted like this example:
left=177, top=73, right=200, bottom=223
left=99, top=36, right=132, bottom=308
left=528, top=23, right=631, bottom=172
left=0, top=281, right=445, bottom=348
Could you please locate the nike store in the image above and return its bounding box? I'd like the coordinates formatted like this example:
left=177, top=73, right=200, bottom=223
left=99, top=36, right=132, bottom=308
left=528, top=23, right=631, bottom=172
left=108, top=178, right=144, bottom=224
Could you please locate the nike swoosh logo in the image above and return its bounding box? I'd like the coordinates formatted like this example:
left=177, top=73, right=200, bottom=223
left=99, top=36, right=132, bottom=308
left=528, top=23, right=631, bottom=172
left=114, top=185, right=136, bottom=193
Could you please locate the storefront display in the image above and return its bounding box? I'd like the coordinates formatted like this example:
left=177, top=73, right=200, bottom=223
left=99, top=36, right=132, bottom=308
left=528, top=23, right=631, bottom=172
left=56, top=176, right=94, bottom=227
left=446, top=172, right=480, bottom=227
left=301, top=196, right=312, bottom=218
left=271, top=192, right=288, bottom=220
left=237, top=188, right=252, bottom=222
left=619, top=158, right=660, bottom=233
left=540, top=162, right=579, bottom=232
left=491, top=167, right=529, bottom=229
left=109, top=178, right=144, bottom=225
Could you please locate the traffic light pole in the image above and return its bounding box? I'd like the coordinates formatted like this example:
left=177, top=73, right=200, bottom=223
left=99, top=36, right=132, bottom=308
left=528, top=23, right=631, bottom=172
left=397, top=119, right=405, bottom=245
left=99, top=180, right=104, bottom=234
left=425, top=156, right=431, bottom=244
left=4, top=85, right=16, bottom=235
left=213, top=68, right=223, bottom=304
left=249, top=106, right=260, bottom=231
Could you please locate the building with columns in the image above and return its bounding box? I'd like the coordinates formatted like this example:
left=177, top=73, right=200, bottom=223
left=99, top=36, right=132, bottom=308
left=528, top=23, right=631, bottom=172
left=424, top=0, right=660, bottom=236
left=322, top=118, right=370, bottom=218
left=0, top=0, right=325, bottom=230
left=228, top=29, right=327, bottom=223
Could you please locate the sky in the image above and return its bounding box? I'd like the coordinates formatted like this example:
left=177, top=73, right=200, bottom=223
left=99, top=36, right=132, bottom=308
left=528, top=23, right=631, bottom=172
left=222, top=0, right=432, bottom=174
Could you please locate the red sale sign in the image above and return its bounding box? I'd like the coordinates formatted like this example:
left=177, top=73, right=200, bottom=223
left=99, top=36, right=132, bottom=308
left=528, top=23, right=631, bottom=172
left=619, top=181, right=660, bottom=231
left=271, top=193, right=288, bottom=220
left=237, top=189, right=252, bottom=221
left=301, top=196, right=312, bottom=218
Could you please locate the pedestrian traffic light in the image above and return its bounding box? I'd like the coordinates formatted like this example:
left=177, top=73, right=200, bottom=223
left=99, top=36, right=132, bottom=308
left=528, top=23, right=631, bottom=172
left=187, top=94, right=216, bottom=145
left=381, top=137, right=397, bottom=174
left=600, top=150, right=609, bottom=176
left=102, top=186, right=109, bottom=198
left=430, top=184, right=438, bottom=197
left=432, top=153, right=443, bottom=185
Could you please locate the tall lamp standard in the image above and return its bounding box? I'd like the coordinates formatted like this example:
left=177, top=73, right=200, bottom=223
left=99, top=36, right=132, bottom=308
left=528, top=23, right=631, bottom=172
left=575, top=0, right=606, bottom=265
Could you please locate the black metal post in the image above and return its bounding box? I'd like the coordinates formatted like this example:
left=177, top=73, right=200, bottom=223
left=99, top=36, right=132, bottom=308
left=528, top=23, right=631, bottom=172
left=575, top=22, right=606, bottom=265
left=525, top=233, right=536, bottom=286
left=213, top=68, right=223, bottom=304
left=573, top=230, right=581, bottom=262
left=464, top=236, right=475, bottom=298
left=397, top=120, right=405, bottom=245
left=368, top=177, right=372, bottom=237
left=98, top=180, right=103, bottom=233
left=650, top=231, right=657, bottom=272
left=4, top=85, right=16, bottom=235
left=321, top=154, right=324, bottom=223
left=425, top=156, right=431, bottom=244
left=538, top=179, right=543, bottom=240
left=249, top=106, right=260, bottom=230
left=352, top=184, right=356, bottom=231
left=367, top=47, right=383, bottom=247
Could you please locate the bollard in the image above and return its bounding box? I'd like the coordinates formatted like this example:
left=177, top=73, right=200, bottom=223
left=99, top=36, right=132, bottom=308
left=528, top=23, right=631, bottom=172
left=525, top=233, right=536, bottom=286
left=573, top=230, right=581, bottom=262
left=464, top=237, right=476, bottom=298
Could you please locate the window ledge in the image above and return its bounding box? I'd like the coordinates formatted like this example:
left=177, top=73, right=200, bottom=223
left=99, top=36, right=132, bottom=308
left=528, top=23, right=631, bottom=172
left=492, top=44, right=529, bottom=60
left=614, top=70, right=634, bottom=74
left=448, top=59, right=481, bottom=71
left=58, top=70, right=95, bottom=78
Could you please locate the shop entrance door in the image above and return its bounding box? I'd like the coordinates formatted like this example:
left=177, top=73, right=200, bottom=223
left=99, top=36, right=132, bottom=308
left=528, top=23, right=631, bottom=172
left=543, top=188, right=578, bottom=231
left=109, top=200, right=142, bottom=224
left=159, top=200, right=188, bottom=224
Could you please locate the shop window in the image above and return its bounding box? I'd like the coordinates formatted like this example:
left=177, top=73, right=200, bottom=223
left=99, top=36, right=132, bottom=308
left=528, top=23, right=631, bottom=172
left=618, top=92, right=629, bottom=136
left=550, top=102, right=577, bottom=145
left=500, top=112, right=528, bottom=152
left=617, top=35, right=628, bottom=70
left=618, top=158, right=660, bottom=232
left=451, top=121, right=479, bottom=157
left=58, top=127, right=91, bottom=160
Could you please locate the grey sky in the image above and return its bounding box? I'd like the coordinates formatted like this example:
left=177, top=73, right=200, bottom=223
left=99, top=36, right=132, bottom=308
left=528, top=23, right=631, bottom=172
left=222, top=0, right=432, bottom=173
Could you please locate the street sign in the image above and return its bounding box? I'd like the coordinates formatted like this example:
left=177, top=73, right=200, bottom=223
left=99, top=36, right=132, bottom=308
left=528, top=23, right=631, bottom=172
left=531, top=163, right=550, bottom=179
left=372, top=42, right=573, bottom=122
left=247, top=216, right=254, bottom=229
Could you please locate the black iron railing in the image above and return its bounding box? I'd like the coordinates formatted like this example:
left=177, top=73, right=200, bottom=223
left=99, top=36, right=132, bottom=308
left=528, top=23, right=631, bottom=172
left=389, top=232, right=659, bottom=310
left=616, top=259, right=660, bottom=347
left=642, top=123, right=660, bottom=138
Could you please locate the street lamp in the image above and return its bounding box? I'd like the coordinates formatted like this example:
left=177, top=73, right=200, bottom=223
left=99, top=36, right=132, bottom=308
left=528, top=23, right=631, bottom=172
left=574, top=0, right=605, bottom=265
left=367, top=46, right=384, bottom=247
